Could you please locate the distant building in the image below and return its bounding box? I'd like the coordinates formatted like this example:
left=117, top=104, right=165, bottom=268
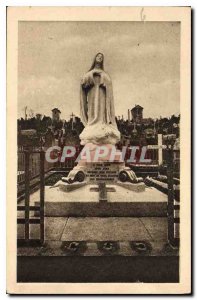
left=131, top=105, right=143, bottom=123
left=52, top=108, right=61, bottom=122
left=130, top=105, right=153, bottom=126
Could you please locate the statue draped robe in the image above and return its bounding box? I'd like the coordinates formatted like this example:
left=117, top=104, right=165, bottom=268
left=79, top=68, right=120, bottom=145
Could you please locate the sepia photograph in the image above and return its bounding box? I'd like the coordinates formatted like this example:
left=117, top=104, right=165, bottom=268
left=6, top=6, right=191, bottom=294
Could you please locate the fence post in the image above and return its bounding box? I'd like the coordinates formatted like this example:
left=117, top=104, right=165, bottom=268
left=40, top=150, right=45, bottom=244
left=24, top=150, right=30, bottom=241
left=167, top=142, right=175, bottom=246
left=158, top=134, right=163, bottom=165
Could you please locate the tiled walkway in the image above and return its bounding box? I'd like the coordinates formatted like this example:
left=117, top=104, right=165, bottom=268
left=17, top=217, right=178, bottom=257
left=18, top=217, right=167, bottom=241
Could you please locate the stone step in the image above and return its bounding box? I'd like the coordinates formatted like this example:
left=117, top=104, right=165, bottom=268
left=33, top=185, right=167, bottom=217
left=41, top=201, right=167, bottom=217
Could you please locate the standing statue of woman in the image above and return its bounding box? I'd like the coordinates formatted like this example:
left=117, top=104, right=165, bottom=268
left=79, top=53, right=120, bottom=145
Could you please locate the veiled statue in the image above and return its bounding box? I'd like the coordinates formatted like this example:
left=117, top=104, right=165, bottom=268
left=79, top=53, right=120, bottom=145
left=59, top=53, right=144, bottom=188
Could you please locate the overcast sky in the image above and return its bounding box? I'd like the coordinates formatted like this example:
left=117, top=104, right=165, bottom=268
left=18, top=21, right=180, bottom=120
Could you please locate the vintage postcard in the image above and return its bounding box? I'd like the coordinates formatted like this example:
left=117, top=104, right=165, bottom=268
left=7, top=6, right=191, bottom=294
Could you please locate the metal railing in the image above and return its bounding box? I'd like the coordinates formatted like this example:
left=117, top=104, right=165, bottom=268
left=18, top=147, right=53, bottom=185
left=166, top=144, right=180, bottom=248
left=17, top=150, right=45, bottom=245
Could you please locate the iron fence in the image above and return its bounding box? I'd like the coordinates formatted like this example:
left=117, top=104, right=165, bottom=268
left=17, top=149, right=45, bottom=245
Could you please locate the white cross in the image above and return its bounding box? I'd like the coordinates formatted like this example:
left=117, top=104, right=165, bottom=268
left=147, top=134, right=166, bottom=165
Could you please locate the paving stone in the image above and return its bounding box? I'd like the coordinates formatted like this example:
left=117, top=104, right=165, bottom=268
left=17, top=224, right=40, bottom=240
left=17, top=224, right=25, bottom=240
left=45, top=217, right=68, bottom=240
left=61, top=217, right=152, bottom=241
left=139, top=217, right=167, bottom=241
left=17, top=217, right=68, bottom=241
left=27, top=185, right=167, bottom=204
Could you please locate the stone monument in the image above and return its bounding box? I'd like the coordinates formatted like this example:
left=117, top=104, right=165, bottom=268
left=58, top=53, right=145, bottom=196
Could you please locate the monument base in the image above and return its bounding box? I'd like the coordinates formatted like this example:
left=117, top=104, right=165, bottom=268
left=57, top=180, right=145, bottom=193
left=35, top=185, right=167, bottom=217
left=51, top=144, right=147, bottom=212
left=59, top=143, right=145, bottom=193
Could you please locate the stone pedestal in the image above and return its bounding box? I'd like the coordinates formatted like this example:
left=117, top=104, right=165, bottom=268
left=58, top=144, right=145, bottom=195
left=35, top=185, right=167, bottom=217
